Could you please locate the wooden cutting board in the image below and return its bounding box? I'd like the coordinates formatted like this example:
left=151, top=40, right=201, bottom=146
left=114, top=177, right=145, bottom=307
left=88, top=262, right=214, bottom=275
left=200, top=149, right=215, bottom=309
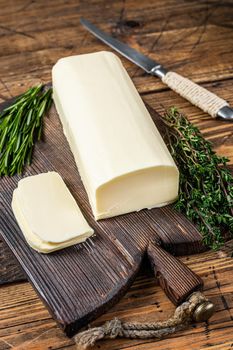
left=0, top=99, right=205, bottom=337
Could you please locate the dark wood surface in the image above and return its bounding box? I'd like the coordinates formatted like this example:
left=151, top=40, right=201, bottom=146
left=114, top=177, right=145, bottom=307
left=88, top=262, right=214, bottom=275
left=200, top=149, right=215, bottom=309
left=0, top=0, right=233, bottom=349
left=147, top=243, right=203, bottom=305
left=0, top=100, right=204, bottom=336
left=0, top=241, right=25, bottom=285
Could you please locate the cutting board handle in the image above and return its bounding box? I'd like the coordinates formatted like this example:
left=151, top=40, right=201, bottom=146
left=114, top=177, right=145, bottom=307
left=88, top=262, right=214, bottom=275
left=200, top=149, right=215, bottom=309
left=147, top=242, right=203, bottom=305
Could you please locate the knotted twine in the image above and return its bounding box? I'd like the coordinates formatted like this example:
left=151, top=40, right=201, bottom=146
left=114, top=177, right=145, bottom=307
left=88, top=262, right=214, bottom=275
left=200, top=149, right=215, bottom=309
left=74, top=291, right=207, bottom=349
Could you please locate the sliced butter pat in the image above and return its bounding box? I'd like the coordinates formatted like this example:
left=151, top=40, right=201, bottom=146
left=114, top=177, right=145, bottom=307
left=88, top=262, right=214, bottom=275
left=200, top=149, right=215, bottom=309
left=52, top=51, right=179, bottom=220
left=12, top=172, right=94, bottom=253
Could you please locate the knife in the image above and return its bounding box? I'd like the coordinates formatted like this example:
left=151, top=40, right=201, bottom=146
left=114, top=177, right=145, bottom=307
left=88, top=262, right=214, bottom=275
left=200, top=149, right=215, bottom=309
left=80, top=18, right=233, bottom=121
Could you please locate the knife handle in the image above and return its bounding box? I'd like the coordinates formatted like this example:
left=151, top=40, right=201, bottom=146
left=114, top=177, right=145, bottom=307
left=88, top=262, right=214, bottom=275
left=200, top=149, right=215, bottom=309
left=161, top=71, right=233, bottom=120
left=147, top=242, right=203, bottom=305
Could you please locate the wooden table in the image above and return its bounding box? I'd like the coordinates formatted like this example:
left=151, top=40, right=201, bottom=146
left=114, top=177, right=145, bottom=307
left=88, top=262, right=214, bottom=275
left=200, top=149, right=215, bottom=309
left=0, top=1, right=233, bottom=349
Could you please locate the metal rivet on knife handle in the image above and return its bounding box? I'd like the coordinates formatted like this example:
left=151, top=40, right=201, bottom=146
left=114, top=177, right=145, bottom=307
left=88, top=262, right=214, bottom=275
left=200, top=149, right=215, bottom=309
left=217, top=105, right=233, bottom=121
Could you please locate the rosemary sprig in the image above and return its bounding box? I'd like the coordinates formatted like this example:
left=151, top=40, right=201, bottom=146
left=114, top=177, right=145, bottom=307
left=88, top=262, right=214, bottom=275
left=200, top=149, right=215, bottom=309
left=163, top=107, right=233, bottom=250
left=0, top=85, right=52, bottom=176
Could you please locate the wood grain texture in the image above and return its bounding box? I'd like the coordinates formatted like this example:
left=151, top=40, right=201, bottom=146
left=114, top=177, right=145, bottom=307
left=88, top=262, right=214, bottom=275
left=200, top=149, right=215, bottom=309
left=0, top=0, right=233, bottom=348
left=147, top=243, right=203, bottom=305
left=0, top=100, right=204, bottom=336
left=0, top=241, right=26, bottom=285
left=1, top=241, right=233, bottom=350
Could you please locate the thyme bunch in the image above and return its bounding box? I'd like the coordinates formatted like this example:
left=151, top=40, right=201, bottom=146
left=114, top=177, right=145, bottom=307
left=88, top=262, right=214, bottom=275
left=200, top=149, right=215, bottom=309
left=0, top=85, right=52, bottom=176
left=163, top=108, right=233, bottom=249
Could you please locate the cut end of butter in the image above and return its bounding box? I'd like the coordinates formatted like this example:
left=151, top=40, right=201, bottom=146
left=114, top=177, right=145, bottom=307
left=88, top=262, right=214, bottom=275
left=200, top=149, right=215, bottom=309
left=12, top=172, right=94, bottom=253
left=95, top=166, right=179, bottom=220
left=52, top=51, right=179, bottom=220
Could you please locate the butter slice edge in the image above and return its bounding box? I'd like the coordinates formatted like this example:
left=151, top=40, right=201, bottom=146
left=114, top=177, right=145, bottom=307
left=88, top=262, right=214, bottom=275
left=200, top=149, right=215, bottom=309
left=12, top=172, right=94, bottom=253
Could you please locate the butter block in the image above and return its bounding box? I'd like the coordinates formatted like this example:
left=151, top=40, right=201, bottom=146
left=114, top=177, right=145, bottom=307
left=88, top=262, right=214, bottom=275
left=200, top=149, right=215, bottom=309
left=12, top=172, right=94, bottom=253
left=52, top=51, right=179, bottom=220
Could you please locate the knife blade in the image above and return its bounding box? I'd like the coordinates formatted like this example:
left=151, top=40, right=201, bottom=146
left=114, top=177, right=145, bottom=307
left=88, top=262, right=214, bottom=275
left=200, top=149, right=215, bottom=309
left=80, top=18, right=166, bottom=77
left=80, top=18, right=233, bottom=121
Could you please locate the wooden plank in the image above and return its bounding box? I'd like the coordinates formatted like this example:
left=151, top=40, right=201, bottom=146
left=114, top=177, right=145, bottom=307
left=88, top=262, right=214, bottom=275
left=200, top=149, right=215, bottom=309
left=0, top=242, right=233, bottom=349
left=0, top=1, right=233, bottom=97
left=0, top=23, right=233, bottom=95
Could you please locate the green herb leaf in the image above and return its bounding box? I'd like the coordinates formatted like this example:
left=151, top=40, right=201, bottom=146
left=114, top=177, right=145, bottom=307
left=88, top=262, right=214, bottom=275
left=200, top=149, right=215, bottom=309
left=163, top=108, right=233, bottom=250
left=0, top=85, right=52, bottom=176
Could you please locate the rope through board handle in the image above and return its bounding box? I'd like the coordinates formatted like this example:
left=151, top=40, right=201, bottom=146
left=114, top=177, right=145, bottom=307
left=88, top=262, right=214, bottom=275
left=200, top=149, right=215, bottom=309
left=74, top=291, right=214, bottom=349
